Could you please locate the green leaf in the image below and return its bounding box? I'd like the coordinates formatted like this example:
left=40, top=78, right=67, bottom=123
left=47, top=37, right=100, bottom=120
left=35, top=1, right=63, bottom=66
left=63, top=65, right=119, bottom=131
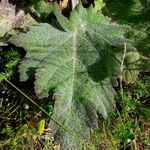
left=105, top=0, right=150, bottom=54
left=36, top=119, right=45, bottom=135
left=123, top=51, right=140, bottom=83
left=0, top=49, right=21, bottom=82
left=121, top=51, right=150, bottom=84
left=139, top=56, right=150, bottom=71
left=31, top=0, right=53, bottom=18
left=10, top=5, right=130, bottom=149
left=94, top=0, right=105, bottom=12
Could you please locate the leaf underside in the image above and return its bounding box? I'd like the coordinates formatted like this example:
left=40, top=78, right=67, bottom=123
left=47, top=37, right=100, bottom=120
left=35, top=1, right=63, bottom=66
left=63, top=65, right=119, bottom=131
left=10, top=5, right=130, bottom=149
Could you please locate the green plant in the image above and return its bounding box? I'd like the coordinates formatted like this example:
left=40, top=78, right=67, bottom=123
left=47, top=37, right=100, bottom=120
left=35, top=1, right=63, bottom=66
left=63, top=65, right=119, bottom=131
left=0, top=48, right=21, bottom=82
left=104, top=0, right=150, bottom=56
left=8, top=3, right=133, bottom=149
left=100, top=74, right=150, bottom=149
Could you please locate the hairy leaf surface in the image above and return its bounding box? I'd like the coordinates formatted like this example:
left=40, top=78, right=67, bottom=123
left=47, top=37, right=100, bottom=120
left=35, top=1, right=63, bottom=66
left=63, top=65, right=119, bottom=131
left=10, top=5, right=130, bottom=149
left=123, top=51, right=140, bottom=84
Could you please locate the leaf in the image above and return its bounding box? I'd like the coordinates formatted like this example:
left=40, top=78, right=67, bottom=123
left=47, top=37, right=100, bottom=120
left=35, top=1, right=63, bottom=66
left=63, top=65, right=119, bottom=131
left=37, top=119, right=45, bottom=135
left=94, top=0, right=105, bottom=12
left=139, top=56, right=150, bottom=71
left=0, top=0, right=36, bottom=38
left=121, top=51, right=150, bottom=84
left=32, top=0, right=53, bottom=18
left=105, top=0, right=150, bottom=54
left=10, top=5, right=130, bottom=149
left=123, top=51, right=140, bottom=83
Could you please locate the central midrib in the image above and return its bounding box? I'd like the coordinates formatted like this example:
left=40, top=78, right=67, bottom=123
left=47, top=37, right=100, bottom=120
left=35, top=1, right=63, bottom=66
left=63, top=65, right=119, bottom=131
left=70, top=29, right=77, bottom=100
left=70, top=24, right=85, bottom=101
